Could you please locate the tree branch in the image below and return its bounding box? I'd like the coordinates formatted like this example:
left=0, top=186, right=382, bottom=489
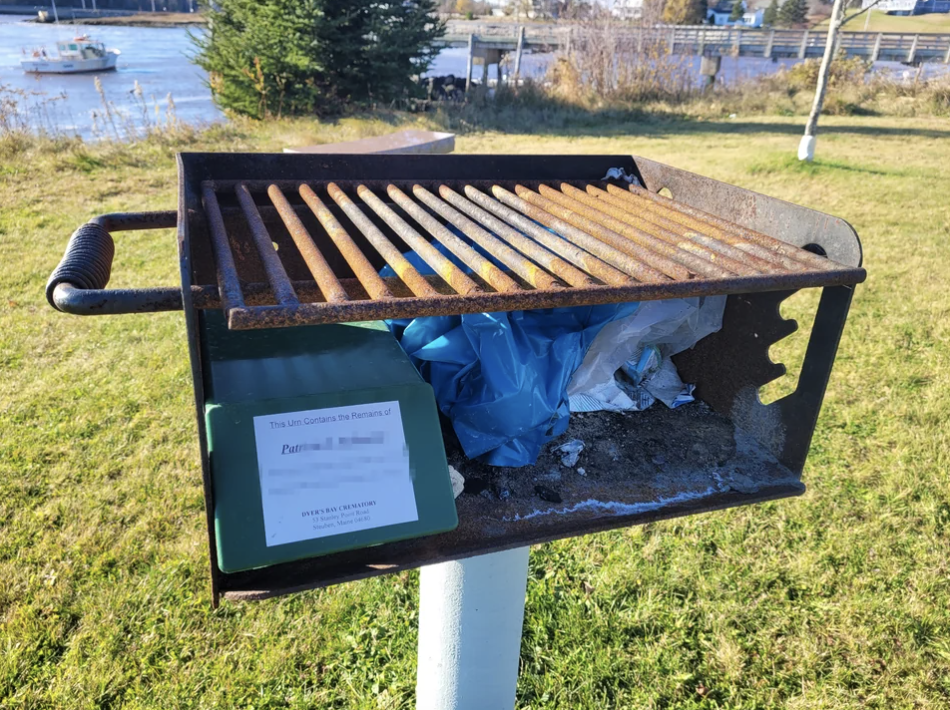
left=838, top=0, right=884, bottom=28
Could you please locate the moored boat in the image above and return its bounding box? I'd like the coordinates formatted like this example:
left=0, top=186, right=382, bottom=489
left=21, top=36, right=120, bottom=74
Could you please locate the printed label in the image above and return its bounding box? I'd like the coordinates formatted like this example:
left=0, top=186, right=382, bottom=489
left=253, top=401, right=418, bottom=547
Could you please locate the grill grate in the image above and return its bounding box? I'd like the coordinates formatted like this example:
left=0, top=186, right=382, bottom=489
left=197, top=178, right=865, bottom=330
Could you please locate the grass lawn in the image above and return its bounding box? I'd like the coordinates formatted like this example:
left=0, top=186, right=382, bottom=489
left=1, top=113, right=949, bottom=709
left=827, top=10, right=950, bottom=33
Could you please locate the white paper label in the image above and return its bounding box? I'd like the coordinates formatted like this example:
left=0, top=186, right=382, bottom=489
left=252, top=401, right=418, bottom=547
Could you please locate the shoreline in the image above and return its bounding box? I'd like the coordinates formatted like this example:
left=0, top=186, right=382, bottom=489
left=22, top=12, right=206, bottom=27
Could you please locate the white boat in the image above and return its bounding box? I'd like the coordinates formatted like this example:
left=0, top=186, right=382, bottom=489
left=21, top=37, right=120, bottom=74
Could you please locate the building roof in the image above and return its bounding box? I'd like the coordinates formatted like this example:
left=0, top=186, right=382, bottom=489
left=709, top=0, right=740, bottom=13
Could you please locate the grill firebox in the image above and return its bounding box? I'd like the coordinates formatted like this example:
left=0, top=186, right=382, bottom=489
left=46, top=154, right=865, bottom=603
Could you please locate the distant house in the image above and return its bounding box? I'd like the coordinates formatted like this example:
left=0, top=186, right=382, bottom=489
left=706, top=0, right=765, bottom=26
left=861, top=0, right=950, bottom=13
left=611, top=0, right=645, bottom=20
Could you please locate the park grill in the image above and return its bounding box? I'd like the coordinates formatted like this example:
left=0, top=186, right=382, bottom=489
left=46, top=153, right=865, bottom=604
left=49, top=156, right=863, bottom=328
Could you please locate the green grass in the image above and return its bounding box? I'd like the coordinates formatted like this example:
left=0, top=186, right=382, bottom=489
left=2, top=113, right=950, bottom=709
left=828, top=10, right=950, bottom=33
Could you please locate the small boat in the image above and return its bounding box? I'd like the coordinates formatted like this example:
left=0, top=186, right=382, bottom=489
left=21, top=36, right=120, bottom=74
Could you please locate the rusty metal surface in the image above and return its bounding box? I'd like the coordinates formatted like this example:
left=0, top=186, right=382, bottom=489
left=624, top=182, right=836, bottom=271
left=235, top=184, right=299, bottom=306
left=489, top=186, right=659, bottom=285
left=46, top=157, right=866, bottom=324
left=326, top=182, right=439, bottom=298
left=458, top=187, right=597, bottom=287
left=202, top=186, right=246, bottom=311
left=526, top=185, right=731, bottom=279
left=357, top=184, right=481, bottom=296
left=590, top=185, right=792, bottom=273
left=197, top=175, right=861, bottom=330
left=297, top=184, right=393, bottom=301
left=389, top=185, right=520, bottom=293
left=562, top=184, right=766, bottom=275
left=432, top=186, right=561, bottom=290
left=628, top=157, right=862, bottom=268
left=267, top=185, right=348, bottom=303
left=47, top=173, right=866, bottom=322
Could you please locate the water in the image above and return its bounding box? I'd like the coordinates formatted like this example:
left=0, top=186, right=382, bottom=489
left=1, top=14, right=945, bottom=139
left=0, top=14, right=220, bottom=138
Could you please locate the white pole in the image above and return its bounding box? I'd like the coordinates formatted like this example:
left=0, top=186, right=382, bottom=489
left=416, top=547, right=531, bottom=710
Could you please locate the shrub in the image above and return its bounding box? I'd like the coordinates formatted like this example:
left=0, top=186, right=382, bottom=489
left=192, top=0, right=444, bottom=119
left=784, top=54, right=870, bottom=92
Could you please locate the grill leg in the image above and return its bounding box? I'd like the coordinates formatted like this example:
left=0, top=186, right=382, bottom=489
left=416, top=547, right=530, bottom=710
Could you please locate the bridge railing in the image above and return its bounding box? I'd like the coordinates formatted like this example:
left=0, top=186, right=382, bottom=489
left=440, top=21, right=950, bottom=63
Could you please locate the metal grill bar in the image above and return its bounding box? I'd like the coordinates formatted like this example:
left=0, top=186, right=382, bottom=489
left=417, top=186, right=557, bottom=291
left=505, top=186, right=691, bottom=281
left=453, top=187, right=594, bottom=288
left=486, top=186, right=669, bottom=285
left=586, top=185, right=792, bottom=273
left=560, top=184, right=768, bottom=275
left=357, top=185, right=481, bottom=296
left=298, top=185, right=393, bottom=301
left=522, top=185, right=731, bottom=279
left=391, top=186, right=520, bottom=293
left=235, top=184, right=299, bottom=306
left=326, top=183, right=439, bottom=298
left=201, top=185, right=245, bottom=311
left=267, top=185, right=348, bottom=304
left=190, top=177, right=864, bottom=330
left=610, top=184, right=834, bottom=271
left=477, top=187, right=632, bottom=286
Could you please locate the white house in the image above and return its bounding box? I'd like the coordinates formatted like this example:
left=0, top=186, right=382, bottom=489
left=706, top=0, right=765, bottom=26
left=611, top=0, right=645, bottom=19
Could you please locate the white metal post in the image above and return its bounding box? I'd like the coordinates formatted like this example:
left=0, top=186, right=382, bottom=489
left=416, top=547, right=531, bottom=710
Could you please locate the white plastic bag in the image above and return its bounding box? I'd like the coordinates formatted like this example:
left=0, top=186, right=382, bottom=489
left=567, top=296, right=726, bottom=413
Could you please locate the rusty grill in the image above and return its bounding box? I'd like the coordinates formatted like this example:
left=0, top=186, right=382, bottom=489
left=187, top=177, right=861, bottom=330
left=46, top=153, right=866, bottom=602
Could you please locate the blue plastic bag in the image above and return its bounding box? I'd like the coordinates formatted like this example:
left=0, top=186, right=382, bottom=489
left=392, top=304, right=639, bottom=466
left=381, top=240, right=638, bottom=465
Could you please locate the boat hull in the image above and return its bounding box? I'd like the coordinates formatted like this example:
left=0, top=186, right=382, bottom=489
left=21, top=50, right=119, bottom=74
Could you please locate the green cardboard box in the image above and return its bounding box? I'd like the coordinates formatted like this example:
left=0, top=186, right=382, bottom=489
left=200, top=312, right=458, bottom=573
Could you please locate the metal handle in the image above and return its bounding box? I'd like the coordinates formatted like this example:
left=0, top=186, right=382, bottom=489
left=46, top=211, right=181, bottom=315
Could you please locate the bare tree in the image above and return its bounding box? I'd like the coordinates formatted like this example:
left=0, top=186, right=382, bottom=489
left=798, top=0, right=883, bottom=161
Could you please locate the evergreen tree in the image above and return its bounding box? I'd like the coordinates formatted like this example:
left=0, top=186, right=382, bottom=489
left=662, top=0, right=707, bottom=25
left=777, top=0, right=808, bottom=26
left=193, top=0, right=444, bottom=118
left=729, top=0, right=745, bottom=21
left=763, top=0, right=779, bottom=26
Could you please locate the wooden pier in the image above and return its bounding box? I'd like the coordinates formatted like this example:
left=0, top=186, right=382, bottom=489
left=440, top=20, right=950, bottom=88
